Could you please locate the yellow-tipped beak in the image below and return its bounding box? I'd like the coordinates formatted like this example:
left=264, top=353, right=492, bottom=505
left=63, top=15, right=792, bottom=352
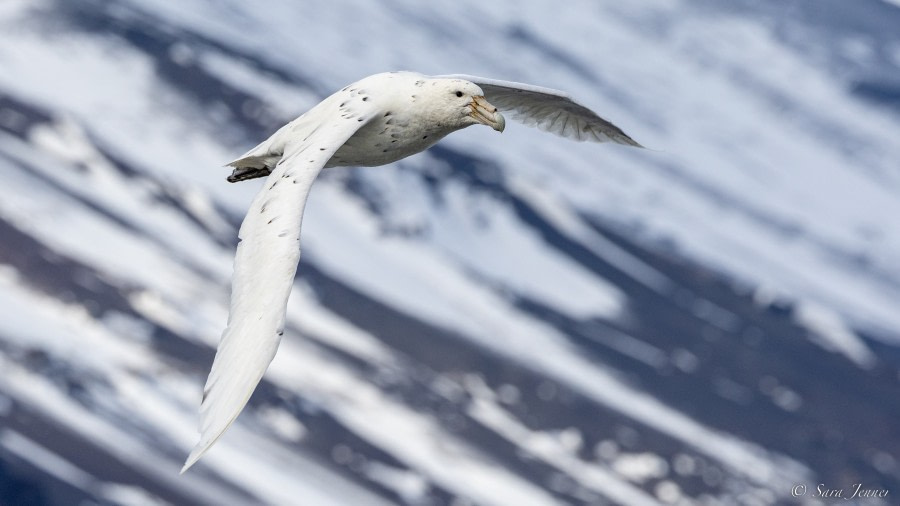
left=470, top=96, right=505, bottom=132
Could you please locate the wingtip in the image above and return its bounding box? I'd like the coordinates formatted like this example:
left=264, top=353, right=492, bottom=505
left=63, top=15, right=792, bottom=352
left=180, top=443, right=209, bottom=474
left=624, top=136, right=663, bottom=152
left=180, top=411, right=243, bottom=474
left=617, top=133, right=644, bottom=149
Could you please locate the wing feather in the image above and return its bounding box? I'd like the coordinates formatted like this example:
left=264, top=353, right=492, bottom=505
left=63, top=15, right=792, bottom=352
left=182, top=104, right=372, bottom=472
left=439, top=74, right=642, bottom=147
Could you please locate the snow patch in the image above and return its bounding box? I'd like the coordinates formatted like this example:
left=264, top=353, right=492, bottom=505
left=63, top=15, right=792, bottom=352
left=794, top=301, right=877, bottom=368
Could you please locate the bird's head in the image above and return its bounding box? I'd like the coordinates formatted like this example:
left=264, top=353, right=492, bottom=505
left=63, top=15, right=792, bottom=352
left=425, top=79, right=506, bottom=133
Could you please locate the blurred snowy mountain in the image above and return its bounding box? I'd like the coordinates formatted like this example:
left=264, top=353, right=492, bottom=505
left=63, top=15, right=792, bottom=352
left=1, top=0, right=899, bottom=504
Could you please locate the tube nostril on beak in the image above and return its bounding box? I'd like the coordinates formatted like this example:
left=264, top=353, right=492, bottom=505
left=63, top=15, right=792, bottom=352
left=470, top=96, right=504, bottom=132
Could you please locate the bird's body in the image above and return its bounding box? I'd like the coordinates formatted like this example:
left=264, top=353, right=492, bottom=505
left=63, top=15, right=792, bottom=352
left=226, top=72, right=505, bottom=182
left=182, top=71, right=641, bottom=472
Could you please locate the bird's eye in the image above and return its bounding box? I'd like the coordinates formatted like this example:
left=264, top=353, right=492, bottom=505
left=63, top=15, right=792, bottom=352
left=455, top=91, right=463, bottom=97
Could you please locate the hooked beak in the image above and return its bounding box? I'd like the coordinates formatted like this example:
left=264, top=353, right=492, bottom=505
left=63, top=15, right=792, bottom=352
left=469, top=96, right=505, bottom=132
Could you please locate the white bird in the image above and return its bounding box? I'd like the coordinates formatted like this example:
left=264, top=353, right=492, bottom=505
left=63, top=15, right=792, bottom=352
left=182, top=71, right=641, bottom=472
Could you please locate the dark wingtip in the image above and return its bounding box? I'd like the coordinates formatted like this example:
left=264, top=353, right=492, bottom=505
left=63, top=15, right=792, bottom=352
left=619, top=134, right=644, bottom=148
left=620, top=133, right=665, bottom=151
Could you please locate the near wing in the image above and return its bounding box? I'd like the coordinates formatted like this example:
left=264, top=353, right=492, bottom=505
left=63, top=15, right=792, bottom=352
left=182, top=108, right=371, bottom=473
left=440, top=74, right=641, bottom=146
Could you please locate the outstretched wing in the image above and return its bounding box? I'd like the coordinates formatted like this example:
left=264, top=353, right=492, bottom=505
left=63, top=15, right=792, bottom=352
left=182, top=105, right=372, bottom=473
left=440, top=74, right=641, bottom=146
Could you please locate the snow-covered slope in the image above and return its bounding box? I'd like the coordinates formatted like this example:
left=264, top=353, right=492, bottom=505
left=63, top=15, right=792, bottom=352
left=1, top=0, right=899, bottom=504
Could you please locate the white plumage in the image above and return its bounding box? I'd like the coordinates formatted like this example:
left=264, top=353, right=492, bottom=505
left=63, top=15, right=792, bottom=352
left=182, top=71, right=640, bottom=472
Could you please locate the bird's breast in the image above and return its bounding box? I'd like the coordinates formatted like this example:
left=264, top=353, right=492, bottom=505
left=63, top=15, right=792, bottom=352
left=326, top=113, right=457, bottom=168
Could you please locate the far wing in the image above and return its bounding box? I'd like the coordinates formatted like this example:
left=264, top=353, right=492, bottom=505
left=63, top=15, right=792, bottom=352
left=440, top=74, right=641, bottom=146
left=182, top=110, right=371, bottom=472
